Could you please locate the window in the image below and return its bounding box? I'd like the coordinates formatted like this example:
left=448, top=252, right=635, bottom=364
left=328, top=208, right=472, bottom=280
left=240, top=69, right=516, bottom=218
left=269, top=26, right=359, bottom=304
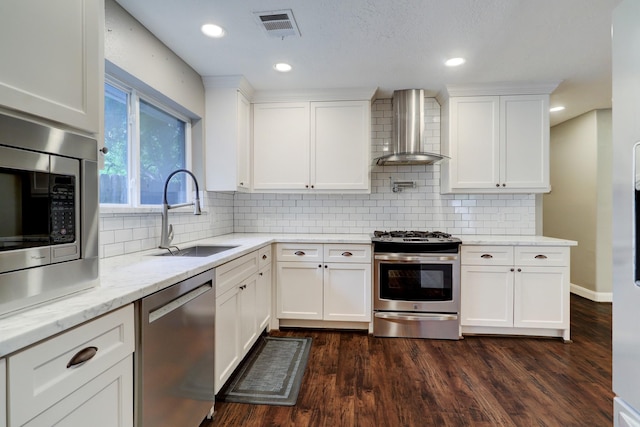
left=101, top=80, right=191, bottom=207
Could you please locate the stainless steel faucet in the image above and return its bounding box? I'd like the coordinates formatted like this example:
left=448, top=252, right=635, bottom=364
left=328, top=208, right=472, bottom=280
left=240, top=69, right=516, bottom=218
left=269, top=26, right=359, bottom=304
left=159, top=169, right=202, bottom=249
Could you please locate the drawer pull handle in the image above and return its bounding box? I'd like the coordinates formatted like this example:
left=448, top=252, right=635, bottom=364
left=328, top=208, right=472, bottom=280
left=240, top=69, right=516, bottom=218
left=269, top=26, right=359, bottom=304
left=67, top=346, right=98, bottom=368
left=341, top=251, right=353, bottom=257
left=481, top=254, right=493, bottom=259
left=294, top=251, right=306, bottom=256
left=534, top=254, right=548, bottom=259
left=262, top=254, right=268, bottom=260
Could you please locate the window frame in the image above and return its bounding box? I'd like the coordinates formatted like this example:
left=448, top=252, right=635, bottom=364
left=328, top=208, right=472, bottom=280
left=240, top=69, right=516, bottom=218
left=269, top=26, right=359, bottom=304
left=101, top=76, right=193, bottom=209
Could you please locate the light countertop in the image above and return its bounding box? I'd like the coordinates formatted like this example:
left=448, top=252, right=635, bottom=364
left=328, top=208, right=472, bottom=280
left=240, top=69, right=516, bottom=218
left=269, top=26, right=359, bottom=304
left=0, top=232, right=575, bottom=356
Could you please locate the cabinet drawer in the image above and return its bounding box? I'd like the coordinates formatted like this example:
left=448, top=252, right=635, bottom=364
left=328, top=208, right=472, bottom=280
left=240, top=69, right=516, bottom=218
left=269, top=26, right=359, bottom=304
left=461, top=245, right=514, bottom=266
left=323, top=244, right=371, bottom=263
left=258, top=245, right=272, bottom=270
left=7, top=305, right=134, bottom=427
left=276, top=243, right=323, bottom=262
left=515, top=246, right=569, bottom=266
left=216, top=250, right=259, bottom=296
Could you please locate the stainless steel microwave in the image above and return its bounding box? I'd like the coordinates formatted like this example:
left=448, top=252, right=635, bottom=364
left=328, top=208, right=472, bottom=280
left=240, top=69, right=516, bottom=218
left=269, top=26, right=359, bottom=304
left=0, top=112, right=99, bottom=316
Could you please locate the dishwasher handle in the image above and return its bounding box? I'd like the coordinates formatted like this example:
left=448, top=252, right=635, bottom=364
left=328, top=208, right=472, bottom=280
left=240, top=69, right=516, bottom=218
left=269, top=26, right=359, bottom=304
left=148, top=283, right=212, bottom=323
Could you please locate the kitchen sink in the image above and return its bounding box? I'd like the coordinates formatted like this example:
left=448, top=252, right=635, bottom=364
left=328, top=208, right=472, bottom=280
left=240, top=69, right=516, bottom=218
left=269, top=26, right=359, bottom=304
left=156, top=245, right=239, bottom=257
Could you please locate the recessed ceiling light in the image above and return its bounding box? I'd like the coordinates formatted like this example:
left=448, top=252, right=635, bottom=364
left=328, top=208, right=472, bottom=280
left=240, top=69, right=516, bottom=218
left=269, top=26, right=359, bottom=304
left=445, top=57, right=466, bottom=67
left=201, top=24, right=225, bottom=38
left=550, top=106, right=566, bottom=112
left=274, top=63, right=292, bottom=72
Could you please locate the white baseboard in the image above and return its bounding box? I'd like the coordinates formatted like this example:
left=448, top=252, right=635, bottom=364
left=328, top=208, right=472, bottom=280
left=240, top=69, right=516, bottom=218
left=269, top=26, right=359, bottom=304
left=570, top=283, right=612, bottom=302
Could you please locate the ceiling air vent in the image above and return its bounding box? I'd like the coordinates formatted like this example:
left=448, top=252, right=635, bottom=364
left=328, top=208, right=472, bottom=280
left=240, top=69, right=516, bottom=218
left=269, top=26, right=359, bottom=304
left=253, top=9, right=301, bottom=38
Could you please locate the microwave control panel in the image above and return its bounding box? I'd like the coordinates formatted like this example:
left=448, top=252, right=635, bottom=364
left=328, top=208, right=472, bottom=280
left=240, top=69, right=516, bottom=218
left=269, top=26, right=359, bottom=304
left=50, top=175, right=76, bottom=244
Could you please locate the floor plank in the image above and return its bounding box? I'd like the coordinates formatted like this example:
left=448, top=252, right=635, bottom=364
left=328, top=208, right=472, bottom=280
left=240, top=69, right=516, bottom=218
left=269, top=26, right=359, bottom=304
left=201, top=295, right=612, bottom=427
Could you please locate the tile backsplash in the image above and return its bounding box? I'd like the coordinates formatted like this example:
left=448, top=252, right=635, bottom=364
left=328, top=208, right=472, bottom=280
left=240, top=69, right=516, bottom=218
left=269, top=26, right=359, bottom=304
left=99, top=97, right=535, bottom=258
left=99, top=192, right=234, bottom=258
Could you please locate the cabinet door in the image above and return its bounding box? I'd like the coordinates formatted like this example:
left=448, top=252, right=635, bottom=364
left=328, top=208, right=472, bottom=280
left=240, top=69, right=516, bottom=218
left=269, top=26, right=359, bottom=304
left=460, top=265, right=514, bottom=327
left=500, top=95, right=549, bottom=190
left=18, top=356, right=133, bottom=427
left=323, top=263, right=371, bottom=322
left=236, top=92, right=251, bottom=190
left=448, top=97, right=500, bottom=190
left=310, top=101, right=370, bottom=191
left=215, top=287, right=240, bottom=393
left=0, top=0, right=103, bottom=133
left=238, top=276, right=258, bottom=355
left=514, top=266, right=569, bottom=329
left=256, top=264, right=272, bottom=331
left=253, top=102, right=310, bottom=190
left=276, top=262, right=323, bottom=320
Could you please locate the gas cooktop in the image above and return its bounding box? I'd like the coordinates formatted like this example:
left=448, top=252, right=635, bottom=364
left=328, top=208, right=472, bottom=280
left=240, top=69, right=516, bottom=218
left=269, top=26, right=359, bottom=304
left=372, top=230, right=461, bottom=243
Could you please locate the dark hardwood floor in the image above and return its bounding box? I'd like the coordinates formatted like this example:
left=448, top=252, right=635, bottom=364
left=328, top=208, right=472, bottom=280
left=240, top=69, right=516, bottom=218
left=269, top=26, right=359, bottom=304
left=202, top=295, right=612, bottom=427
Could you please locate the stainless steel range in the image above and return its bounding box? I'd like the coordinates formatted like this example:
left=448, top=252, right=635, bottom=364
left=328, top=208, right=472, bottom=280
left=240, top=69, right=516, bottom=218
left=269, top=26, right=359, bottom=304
left=372, top=231, right=462, bottom=340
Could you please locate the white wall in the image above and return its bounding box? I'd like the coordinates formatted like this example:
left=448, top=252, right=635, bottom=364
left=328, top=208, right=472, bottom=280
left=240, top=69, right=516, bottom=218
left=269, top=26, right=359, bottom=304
left=543, top=109, right=612, bottom=299
left=234, top=98, right=536, bottom=234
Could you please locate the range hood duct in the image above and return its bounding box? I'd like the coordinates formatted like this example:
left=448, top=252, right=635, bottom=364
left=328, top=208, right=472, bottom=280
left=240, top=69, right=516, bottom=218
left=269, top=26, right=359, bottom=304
left=375, top=89, right=448, bottom=166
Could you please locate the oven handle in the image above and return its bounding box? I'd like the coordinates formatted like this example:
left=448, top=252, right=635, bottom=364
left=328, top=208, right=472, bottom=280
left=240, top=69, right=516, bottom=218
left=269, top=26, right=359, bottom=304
left=374, top=253, right=458, bottom=262
left=374, top=312, right=458, bottom=321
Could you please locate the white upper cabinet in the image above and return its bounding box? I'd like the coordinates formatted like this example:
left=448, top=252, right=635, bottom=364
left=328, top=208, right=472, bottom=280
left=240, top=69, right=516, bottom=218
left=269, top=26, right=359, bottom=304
left=253, top=102, right=311, bottom=190
left=311, top=101, right=371, bottom=191
left=204, top=76, right=253, bottom=191
left=252, top=89, right=374, bottom=193
left=0, top=0, right=104, bottom=134
left=440, top=84, right=557, bottom=194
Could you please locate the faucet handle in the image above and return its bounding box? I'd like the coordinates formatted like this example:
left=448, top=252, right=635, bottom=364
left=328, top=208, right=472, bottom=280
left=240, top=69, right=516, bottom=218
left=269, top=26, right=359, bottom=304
left=168, top=224, right=174, bottom=243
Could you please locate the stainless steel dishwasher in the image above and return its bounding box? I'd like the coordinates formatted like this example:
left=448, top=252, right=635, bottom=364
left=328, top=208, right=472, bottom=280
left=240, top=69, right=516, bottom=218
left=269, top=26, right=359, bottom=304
left=135, top=268, right=215, bottom=427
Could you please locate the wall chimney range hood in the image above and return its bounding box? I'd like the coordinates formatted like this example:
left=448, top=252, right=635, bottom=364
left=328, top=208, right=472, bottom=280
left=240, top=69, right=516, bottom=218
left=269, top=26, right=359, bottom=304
left=375, top=89, right=448, bottom=166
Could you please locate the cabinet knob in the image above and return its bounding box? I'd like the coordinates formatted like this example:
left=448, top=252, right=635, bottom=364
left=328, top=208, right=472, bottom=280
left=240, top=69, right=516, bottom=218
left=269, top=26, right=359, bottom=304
left=510, top=268, right=515, bottom=272
left=311, top=185, right=315, bottom=189
left=324, top=265, right=328, bottom=268
left=67, top=346, right=98, bottom=368
left=294, top=251, right=306, bottom=256
left=534, top=254, right=548, bottom=259
left=502, top=183, right=506, bottom=187
left=240, top=284, right=247, bottom=290
left=239, top=182, right=244, bottom=186
left=259, top=272, right=263, bottom=276
left=517, top=268, right=522, bottom=272
left=318, top=264, right=322, bottom=268
left=341, top=251, right=353, bottom=257
left=99, top=147, right=108, bottom=155
left=305, top=185, right=309, bottom=188
left=481, top=254, right=493, bottom=259
left=496, top=183, right=500, bottom=187
left=262, top=254, right=268, bottom=260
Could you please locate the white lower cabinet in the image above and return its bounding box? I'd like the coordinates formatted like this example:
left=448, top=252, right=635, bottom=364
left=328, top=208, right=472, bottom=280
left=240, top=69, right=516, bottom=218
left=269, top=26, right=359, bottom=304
left=277, top=261, right=324, bottom=319
left=215, top=285, right=240, bottom=393
left=7, top=305, right=134, bottom=427
left=461, top=245, right=570, bottom=341
left=276, top=243, right=372, bottom=326
left=215, top=245, right=272, bottom=393
left=256, top=246, right=272, bottom=331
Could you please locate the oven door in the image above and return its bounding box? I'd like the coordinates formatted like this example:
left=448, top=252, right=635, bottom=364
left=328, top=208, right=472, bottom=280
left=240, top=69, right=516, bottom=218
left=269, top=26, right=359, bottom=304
left=374, top=253, right=460, bottom=313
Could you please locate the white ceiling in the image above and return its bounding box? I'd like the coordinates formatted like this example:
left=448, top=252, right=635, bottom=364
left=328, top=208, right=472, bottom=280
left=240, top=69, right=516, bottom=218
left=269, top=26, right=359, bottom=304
left=114, top=0, right=620, bottom=126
